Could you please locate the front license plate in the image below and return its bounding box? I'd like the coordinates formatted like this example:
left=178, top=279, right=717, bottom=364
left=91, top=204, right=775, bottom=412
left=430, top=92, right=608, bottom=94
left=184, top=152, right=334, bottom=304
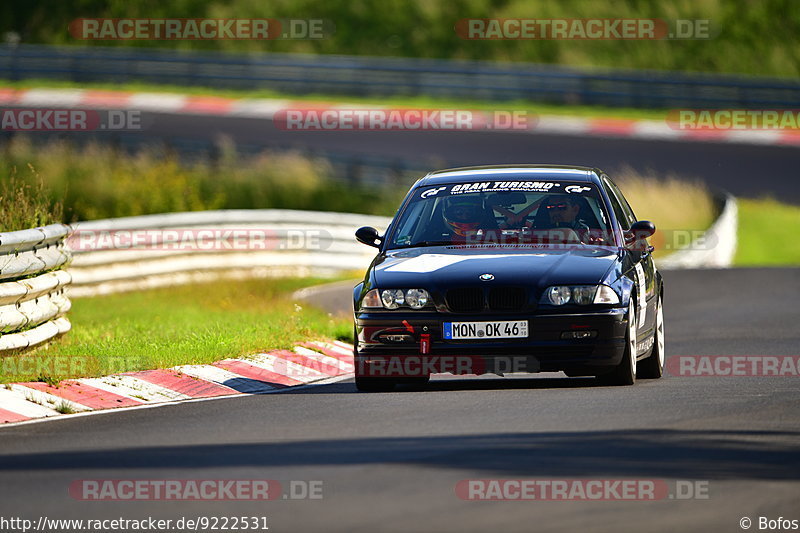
left=443, top=320, right=528, bottom=340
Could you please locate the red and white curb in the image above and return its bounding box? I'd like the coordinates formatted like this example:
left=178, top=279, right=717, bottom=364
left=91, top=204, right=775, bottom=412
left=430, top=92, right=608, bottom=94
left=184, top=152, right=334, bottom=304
left=1, top=87, right=799, bottom=147
left=0, top=340, right=354, bottom=426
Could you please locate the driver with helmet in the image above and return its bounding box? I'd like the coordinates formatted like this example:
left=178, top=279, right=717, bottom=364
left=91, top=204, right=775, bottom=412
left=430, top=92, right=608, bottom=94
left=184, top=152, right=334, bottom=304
left=442, top=195, right=488, bottom=242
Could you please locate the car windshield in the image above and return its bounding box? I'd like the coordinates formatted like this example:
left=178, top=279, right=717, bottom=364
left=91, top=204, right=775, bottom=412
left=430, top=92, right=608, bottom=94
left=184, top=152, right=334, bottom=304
left=388, top=179, right=614, bottom=249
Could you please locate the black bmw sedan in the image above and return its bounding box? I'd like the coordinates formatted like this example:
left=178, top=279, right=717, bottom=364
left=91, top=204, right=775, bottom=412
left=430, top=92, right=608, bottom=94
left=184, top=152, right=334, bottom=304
left=353, top=165, right=665, bottom=391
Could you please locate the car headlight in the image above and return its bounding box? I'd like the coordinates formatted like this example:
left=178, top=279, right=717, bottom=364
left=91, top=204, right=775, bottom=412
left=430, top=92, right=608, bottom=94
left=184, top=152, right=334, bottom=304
left=545, top=286, right=572, bottom=306
left=404, top=288, right=430, bottom=309
left=361, top=289, right=431, bottom=310
left=542, top=285, right=619, bottom=306
left=381, top=289, right=405, bottom=309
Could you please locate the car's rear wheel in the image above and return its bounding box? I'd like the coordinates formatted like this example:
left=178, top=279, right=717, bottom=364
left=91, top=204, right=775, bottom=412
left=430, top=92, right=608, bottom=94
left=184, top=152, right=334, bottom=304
left=638, top=296, right=665, bottom=379
left=598, top=299, right=637, bottom=386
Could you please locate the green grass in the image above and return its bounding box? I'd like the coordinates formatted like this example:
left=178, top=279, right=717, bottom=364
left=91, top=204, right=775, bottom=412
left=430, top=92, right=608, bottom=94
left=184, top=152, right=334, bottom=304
left=2, top=277, right=354, bottom=384
left=0, top=79, right=669, bottom=123
left=54, top=401, right=76, bottom=414
left=735, top=198, right=800, bottom=266
left=0, top=170, right=63, bottom=232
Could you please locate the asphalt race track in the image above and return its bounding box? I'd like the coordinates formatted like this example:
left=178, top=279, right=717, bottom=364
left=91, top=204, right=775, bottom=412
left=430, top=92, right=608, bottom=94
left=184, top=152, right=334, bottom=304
left=0, top=268, right=798, bottom=533
left=120, top=112, right=800, bottom=202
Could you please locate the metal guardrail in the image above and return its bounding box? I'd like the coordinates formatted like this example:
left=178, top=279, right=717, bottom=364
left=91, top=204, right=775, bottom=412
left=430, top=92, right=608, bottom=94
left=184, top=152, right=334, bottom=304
left=67, top=209, right=392, bottom=297
left=1, top=44, right=799, bottom=109
left=0, top=224, right=72, bottom=351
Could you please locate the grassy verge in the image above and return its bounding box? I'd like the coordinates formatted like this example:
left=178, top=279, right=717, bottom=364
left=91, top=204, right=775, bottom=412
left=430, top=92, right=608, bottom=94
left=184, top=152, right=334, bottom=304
left=0, top=137, right=406, bottom=222
left=0, top=171, right=63, bottom=232
left=0, top=79, right=668, bottom=122
left=735, top=198, right=800, bottom=266
left=1, top=277, right=353, bottom=384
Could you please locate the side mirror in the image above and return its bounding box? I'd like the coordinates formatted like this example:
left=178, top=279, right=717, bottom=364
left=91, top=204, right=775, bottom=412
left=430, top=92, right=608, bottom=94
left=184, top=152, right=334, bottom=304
left=355, top=226, right=383, bottom=248
left=625, top=220, right=656, bottom=251
left=630, top=220, right=656, bottom=239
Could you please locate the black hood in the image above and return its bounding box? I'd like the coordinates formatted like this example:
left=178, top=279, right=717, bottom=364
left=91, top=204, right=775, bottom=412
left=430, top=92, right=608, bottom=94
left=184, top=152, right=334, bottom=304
left=372, top=245, right=618, bottom=290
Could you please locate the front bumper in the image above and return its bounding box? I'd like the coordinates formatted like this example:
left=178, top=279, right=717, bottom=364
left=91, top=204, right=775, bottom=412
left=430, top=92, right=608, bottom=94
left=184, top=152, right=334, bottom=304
left=355, top=307, right=627, bottom=377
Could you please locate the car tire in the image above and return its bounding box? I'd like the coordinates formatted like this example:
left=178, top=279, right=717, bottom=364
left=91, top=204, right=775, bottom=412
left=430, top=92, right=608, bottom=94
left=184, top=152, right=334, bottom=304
left=638, top=296, right=665, bottom=379
left=598, top=299, right=637, bottom=386
left=355, top=376, right=397, bottom=392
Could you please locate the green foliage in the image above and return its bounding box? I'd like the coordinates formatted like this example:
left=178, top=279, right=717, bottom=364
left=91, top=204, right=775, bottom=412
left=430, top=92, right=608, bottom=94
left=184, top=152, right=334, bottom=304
left=1, top=0, right=799, bottom=77
left=0, top=167, right=63, bottom=231
left=0, top=137, right=405, bottom=222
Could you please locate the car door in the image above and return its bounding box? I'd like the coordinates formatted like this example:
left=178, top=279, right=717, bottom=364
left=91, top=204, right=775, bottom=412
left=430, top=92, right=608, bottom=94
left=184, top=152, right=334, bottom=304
left=601, top=175, right=658, bottom=342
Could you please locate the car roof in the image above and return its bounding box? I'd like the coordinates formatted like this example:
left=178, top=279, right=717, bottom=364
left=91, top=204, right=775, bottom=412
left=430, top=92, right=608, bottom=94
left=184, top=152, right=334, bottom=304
left=416, top=165, right=600, bottom=187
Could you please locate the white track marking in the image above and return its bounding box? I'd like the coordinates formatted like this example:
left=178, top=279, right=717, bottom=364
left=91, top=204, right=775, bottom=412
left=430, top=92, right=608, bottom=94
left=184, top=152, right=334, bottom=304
left=0, top=388, right=63, bottom=418
left=239, top=353, right=328, bottom=383
left=227, top=357, right=320, bottom=383
left=631, top=121, right=683, bottom=140
left=230, top=99, right=289, bottom=118
left=724, top=130, right=783, bottom=145
left=78, top=375, right=192, bottom=403
left=293, top=346, right=353, bottom=373
left=172, top=365, right=273, bottom=393
left=127, top=92, right=187, bottom=112
left=19, top=89, right=86, bottom=107
left=535, top=116, right=592, bottom=135
left=9, top=384, right=92, bottom=413
left=332, top=340, right=355, bottom=353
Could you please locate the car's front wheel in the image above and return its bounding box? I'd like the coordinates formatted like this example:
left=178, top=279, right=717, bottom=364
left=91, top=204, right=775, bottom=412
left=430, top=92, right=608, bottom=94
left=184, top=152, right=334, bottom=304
left=598, top=299, right=637, bottom=386
left=638, top=296, right=665, bottom=379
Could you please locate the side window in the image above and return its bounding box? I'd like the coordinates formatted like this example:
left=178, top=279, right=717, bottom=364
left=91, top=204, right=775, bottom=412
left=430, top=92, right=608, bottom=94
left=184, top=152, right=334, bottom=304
left=605, top=177, right=637, bottom=227
left=602, top=178, right=631, bottom=231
